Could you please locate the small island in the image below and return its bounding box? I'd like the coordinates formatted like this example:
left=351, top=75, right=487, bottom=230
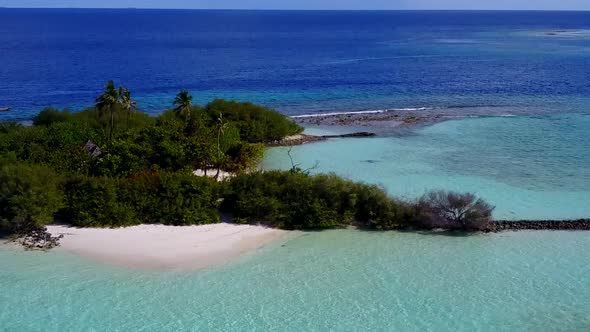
left=1, top=81, right=588, bottom=269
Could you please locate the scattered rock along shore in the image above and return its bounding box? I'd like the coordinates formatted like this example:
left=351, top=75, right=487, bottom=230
left=267, top=110, right=444, bottom=146
left=267, top=132, right=376, bottom=147
left=489, top=219, right=590, bottom=231
left=368, top=220, right=590, bottom=233
left=269, top=107, right=477, bottom=147
left=293, top=112, right=434, bottom=127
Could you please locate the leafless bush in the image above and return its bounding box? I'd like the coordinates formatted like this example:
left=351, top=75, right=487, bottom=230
left=414, top=190, right=494, bottom=231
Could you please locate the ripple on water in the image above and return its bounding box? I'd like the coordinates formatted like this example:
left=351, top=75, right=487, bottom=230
left=1, top=230, right=589, bottom=331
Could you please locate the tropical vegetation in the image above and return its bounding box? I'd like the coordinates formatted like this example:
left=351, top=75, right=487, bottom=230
left=223, top=170, right=493, bottom=231
left=0, top=81, right=493, bottom=249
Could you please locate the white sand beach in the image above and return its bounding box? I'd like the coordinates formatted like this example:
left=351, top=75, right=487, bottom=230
left=47, top=224, right=288, bottom=270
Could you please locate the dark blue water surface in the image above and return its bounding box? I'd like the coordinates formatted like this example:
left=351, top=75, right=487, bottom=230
left=1, top=9, right=590, bottom=120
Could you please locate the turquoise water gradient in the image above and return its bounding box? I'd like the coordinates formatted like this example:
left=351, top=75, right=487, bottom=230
left=264, top=114, right=590, bottom=220
left=1, top=230, right=589, bottom=331
left=1, top=11, right=589, bottom=331
left=3, top=113, right=589, bottom=330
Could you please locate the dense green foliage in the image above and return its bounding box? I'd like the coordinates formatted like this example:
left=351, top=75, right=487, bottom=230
left=61, top=172, right=221, bottom=227
left=0, top=84, right=299, bottom=234
left=121, top=172, right=221, bottom=225
left=0, top=160, right=63, bottom=232
left=0, top=106, right=266, bottom=178
left=223, top=170, right=410, bottom=230
left=222, top=171, right=495, bottom=231
left=60, top=176, right=138, bottom=227
left=32, top=107, right=72, bottom=126
left=204, top=99, right=303, bottom=143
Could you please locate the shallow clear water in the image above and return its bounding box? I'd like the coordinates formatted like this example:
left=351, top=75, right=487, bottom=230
left=264, top=114, right=590, bottom=220
left=1, top=230, right=589, bottom=331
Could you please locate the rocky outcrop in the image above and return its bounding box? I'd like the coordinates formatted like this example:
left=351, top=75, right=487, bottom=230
left=266, top=134, right=325, bottom=146
left=489, top=219, right=590, bottom=231
left=322, top=132, right=376, bottom=139
left=293, top=112, right=434, bottom=127
left=378, top=219, right=590, bottom=233
left=267, top=132, right=376, bottom=147
left=10, top=224, right=64, bottom=250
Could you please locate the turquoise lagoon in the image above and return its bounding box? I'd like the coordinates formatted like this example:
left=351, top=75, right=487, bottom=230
left=1, top=230, right=589, bottom=331
left=264, top=114, right=590, bottom=220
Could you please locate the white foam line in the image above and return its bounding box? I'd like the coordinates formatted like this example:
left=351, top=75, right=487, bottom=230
left=290, top=107, right=435, bottom=119
left=390, top=107, right=434, bottom=111
left=290, top=110, right=386, bottom=119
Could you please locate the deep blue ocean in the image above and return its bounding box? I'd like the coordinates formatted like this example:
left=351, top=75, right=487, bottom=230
left=1, top=9, right=590, bottom=120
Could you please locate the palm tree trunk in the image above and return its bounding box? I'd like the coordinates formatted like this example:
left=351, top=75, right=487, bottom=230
left=216, top=129, right=221, bottom=180
left=109, top=106, right=114, bottom=141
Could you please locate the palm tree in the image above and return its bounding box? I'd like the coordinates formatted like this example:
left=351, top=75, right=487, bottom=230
left=173, top=90, right=193, bottom=121
left=95, top=80, right=119, bottom=140
left=215, top=112, right=228, bottom=180
left=118, top=86, right=137, bottom=128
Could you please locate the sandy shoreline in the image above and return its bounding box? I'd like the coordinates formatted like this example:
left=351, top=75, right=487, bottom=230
left=47, top=224, right=289, bottom=271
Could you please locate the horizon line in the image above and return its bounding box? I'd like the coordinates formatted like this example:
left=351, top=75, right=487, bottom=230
left=2, top=7, right=590, bottom=12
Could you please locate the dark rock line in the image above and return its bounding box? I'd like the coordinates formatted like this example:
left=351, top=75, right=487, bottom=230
left=267, top=132, right=376, bottom=147
left=488, top=219, right=590, bottom=231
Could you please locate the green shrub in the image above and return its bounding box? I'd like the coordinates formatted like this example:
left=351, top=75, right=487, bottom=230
left=136, top=124, right=188, bottom=170
left=41, top=121, right=104, bottom=151
left=47, top=147, right=97, bottom=176
left=0, top=120, right=103, bottom=167
left=0, top=162, right=64, bottom=232
left=0, top=124, right=45, bottom=162
left=223, top=170, right=408, bottom=230
left=351, top=183, right=410, bottom=230
left=33, top=108, right=72, bottom=126
left=204, top=99, right=303, bottom=143
left=93, top=139, right=152, bottom=177
left=0, top=122, right=23, bottom=134
left=60, top=176, right=139, bottom=227
left=224, top=142, right=265, bottom=173
left=60, top=172, right=222, bottom=227
left=120, top=171, right=221, bottom=225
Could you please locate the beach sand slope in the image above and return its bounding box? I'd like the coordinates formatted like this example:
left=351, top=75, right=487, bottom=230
left=47, top=224, right=288, bottom=270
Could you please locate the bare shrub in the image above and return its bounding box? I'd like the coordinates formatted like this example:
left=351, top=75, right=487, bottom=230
left=414, top=190, right=494, bottom=231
